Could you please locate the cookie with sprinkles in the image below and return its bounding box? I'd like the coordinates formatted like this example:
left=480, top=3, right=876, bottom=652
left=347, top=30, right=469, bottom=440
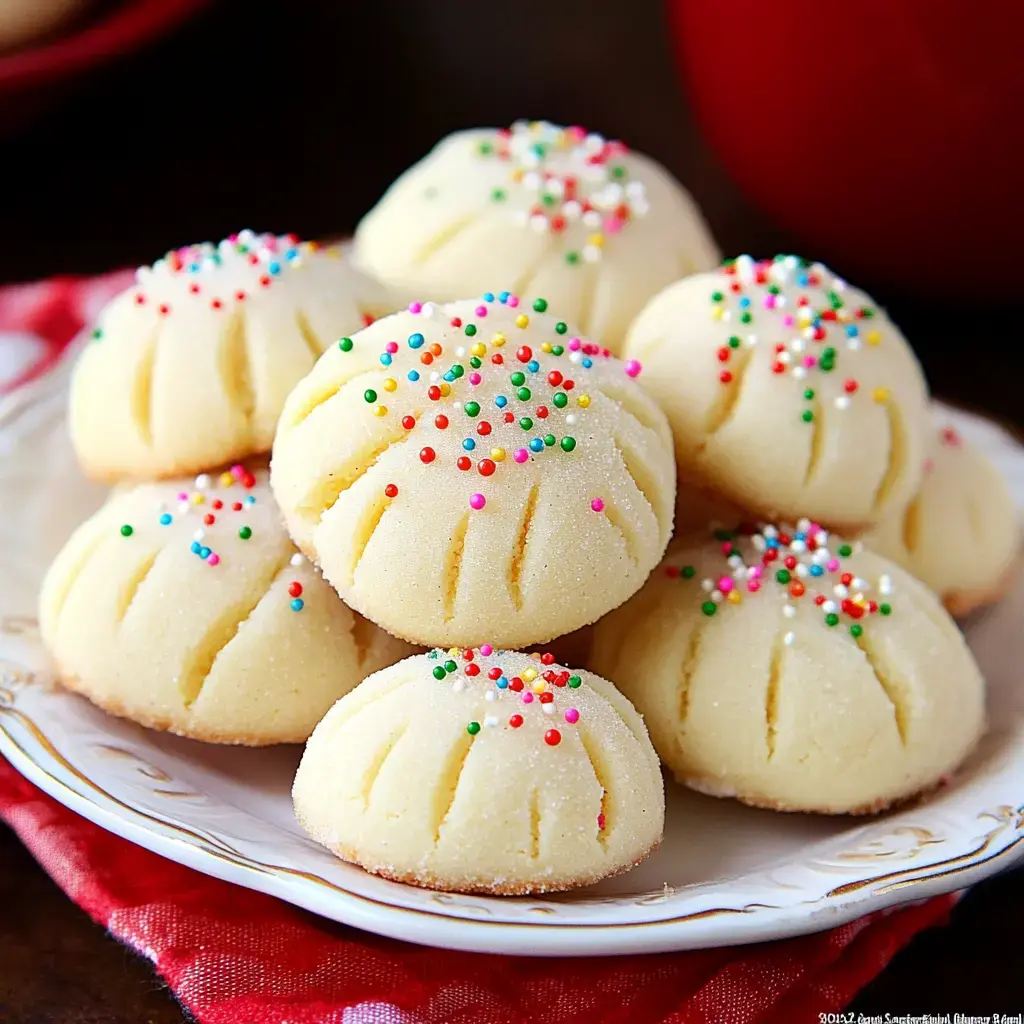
left=271, top=294, right=676, bottom=648
left=292, top=647, right=664, bottom=894
left=588, top=521, right=985, bottom=814
left=864, top=421, right=1019, bottom=616
left=70, top=230, right=394, bottom=482
left=622, top=255, right=931, bottom=533
left=38, top=466, right=413, bottom=744
left=352, top=121, right=720, bottom=354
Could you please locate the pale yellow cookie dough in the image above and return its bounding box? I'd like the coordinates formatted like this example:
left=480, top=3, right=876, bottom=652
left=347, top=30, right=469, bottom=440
left=271, top=295, right=676, bottom=649
left=864, top=423, right=1019, bottom=615
left=38, top=467, right=412, bottom=745
left=293, top=648, right=664, bottom=894
left=353, top=121, right=720, bottom=353
left=70, top=231, right=394, bottom=482
left=623, top=256, right=931, bottom=533
left=588, top=522, right=985, bottom=814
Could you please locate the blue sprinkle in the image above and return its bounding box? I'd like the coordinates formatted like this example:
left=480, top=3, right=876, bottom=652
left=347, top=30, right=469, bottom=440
left=529, top=438, right=544, bottom=452
left=199, top=546, right=211, bottom=559
left=496, top=676, right=509, bottom=689
left=190, top=541, right=201, bottom=554
left=482, top=292, right=495, bottom=302
left=845, top=325, right=859, bottom=337
left=797, top=273, right=809, bottom=287
left=495, top=395, right=508, bottom=408
left=407, top=370, right=420, bottom=381
left=582, top=357, right=593, bottom=368
left=443, top=371, right=455, bottom=382
left=738, top=296, right=751, bottom=309
left=794, top=532, right=806, bottom=543
left=765, top=537, right=779, bottom=549
left=809, top=564, right=824, bottom=577
left=159, top=513, right=172, bottom=526
left=463, top=438, right=476, bottom=451
left=527, top=360, right=540, bottom=373
left=408, top=333, right=425, bottom=349
left=290, top=598, right=304, bottom=612
left=499, top=291, right=510, bottom=303
left=244, top=495, right=256, bottom=506
left=285, top=247, right=298, bottom=260
left=268, top=261, right=281, bottom=275
left=379, top=353, right=392, bottom=366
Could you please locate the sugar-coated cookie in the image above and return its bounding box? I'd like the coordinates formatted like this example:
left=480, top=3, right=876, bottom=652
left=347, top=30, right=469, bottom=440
left=353, top=121, right=720, bottom=353
left=864, top=423, right=1018, bottom=616
left=71, top=231, right=393, bottom=482
left=623, top=256, right=931, bottom=533
left=39, top=467, right=412, bottom=744
left=271, top=293, right=676, bottom=648
left=293, top=647, right=664, bottom=894
left=588, top=522, right=984, bottom=814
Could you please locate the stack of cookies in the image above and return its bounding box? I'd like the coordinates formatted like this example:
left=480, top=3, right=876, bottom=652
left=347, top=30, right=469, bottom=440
left=41, top=122, right=1015, bottom=896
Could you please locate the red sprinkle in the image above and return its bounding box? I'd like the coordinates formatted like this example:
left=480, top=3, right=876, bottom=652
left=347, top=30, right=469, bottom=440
left=544, top=729, right=562, bottom=746
left=488, top=667, right=503, bottom=680
left=419, top=447, right=436, bottom=464
left=384, top=483, right=398, bottom=498
left=478, top=459, right=496, bottom=477
left=288, top=582, right=303, bottom=598
left=434, top=414, right=449, bottom=429
left=509, top=714, right=523, bottom=729
left=509, top=677, right=524, bottom=692
left=465, top=663, right=480, bottom=676
left=477, top=421, right=492, bottom=436
left=516, top=346, right=532, bottom=363
left=457, top=456, right=472, bottom=471
left=541, top=652, right=555, bottom=665
left=402, top=415, right=417, bottom=430
left=539, top=692, right=554, bottom=704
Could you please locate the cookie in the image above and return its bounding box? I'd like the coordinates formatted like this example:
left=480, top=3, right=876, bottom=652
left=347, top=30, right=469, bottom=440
left=622, top=255, right=931, bottom=533
left=353, top=121, right=720, bottom=353
left=38, top=466, right=413, bottom=745
left=70, top=231, right=393, bottom=481
left=588, top=522, right=985, bottom=814
left=293, top=647, right=664, bottom=894
left=271, top=293, right=676, bottom=648
left=864, top=423, right=1019, bottom=615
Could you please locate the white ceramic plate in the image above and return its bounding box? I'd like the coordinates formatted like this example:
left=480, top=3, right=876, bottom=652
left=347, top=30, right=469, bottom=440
left=1, top=349, right=1022, bottom=957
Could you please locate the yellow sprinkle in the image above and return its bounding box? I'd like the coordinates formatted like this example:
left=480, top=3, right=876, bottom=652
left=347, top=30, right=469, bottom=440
left=383, top=377, right=397, bottom=392
left=491, top=447, right=506, bottom=462
left=219, top=472, right=234, bottom=487
left=872, top=387, right=890, bottom=403
left=374, top=404, right=388, bottom=417
left=866, top=330, right=882, bottom=346
left=440, top=382, right=451, bottom=397
left=711, top=307, right=724, bottom=321
left=448, top=647, right=460, bottom=658
left=541, top=342, right=552, bottom=353
left=515, top=314, right=529, bottom=329
left=307, top=240, right=320, bottom=252
left=529, top=651, right=542, bottom=661
left=470, top=342, right=486, bottom=357
left=511, top=169, right=524, bottom=183
left=491, top=332, right=506, bottom=348
left=587, top=233, right=605, bottom=248
left=192, top=494, right=205, bottom=505
left=727, top=591, right=742, bottom=605
left=532, top=681, right=546, bottom=694
left=522, top=666, right=538, bottom=682
left=577, top=394, right=591, bottom=408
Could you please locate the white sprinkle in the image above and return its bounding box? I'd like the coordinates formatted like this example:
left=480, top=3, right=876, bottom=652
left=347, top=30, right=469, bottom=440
left=784, top=631, right=795, bottom=646
left=582, top=245, right=602, bottom=262
left=455, top=346, right=466, bottom=357
left=847, top=339, right=862, bottom=351
left=879, top=574, right=893, bottom=595
left=452, top=678, right=465, bottom=693
left=852, top=577, right=868, bottom=591
left=727, top=554, right=744, bottom=568
left=822, top=600, right=837, bottom=614
left=512, top=210, right=529, bottom=227
left=194, top=474, right=210, bottom=490
left=484, top=715, right=499, bottom=728
left=529, top=214, right=549, bottom=233
left=797, top=517, right=811, bottom=532
left=192, top=528, right=205, bottom=542
left=542, top=703, right=555, bottom=715
left=701, top=578, right=715, bottom=593
left=834, top=584, right=849, bottom=599
left=582, top=210, right=602, bottom=229
left=791, top=338, right=807, bottom=353
left=790, top=539, right=806, bottom=553
left=793, top=367, right=808, bottom=380
left=569, top=352, right=582, bottom=364
left=290, top=553, right=305, bottom=567
left=484, top=690, right=495, bottom=702
left=752, top=534, right=767, bottom=552
left=834, top=396, right=851, bottom=410
left=795, top=563, right=809, bottom=578
left=711, top=590, right=723, bottom=604
left=421, top=302, right=436, bottom=317
left=744, top=333, right=758, bottom=347
left=522, top=171, right=542, bottom=191
left=566, top=414, right=577, bottom=426
left=430, top=371, right=441, bottom=383
left=562, top=200, right=583, bottom=219
left=763, top=525, right=778, bottom=539
left=179, top=502, right=191, bottom=515
left=453, top=401, right=462, bottom=410
left=783, top=604, right=797, bottom=619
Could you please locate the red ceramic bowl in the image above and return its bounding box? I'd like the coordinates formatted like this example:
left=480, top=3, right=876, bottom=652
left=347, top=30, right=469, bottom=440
left=668, top=0, right=1022, bottom=297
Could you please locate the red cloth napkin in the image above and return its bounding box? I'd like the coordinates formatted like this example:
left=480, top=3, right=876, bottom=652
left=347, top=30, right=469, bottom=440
left=0, top=273, right=957, bottom=1023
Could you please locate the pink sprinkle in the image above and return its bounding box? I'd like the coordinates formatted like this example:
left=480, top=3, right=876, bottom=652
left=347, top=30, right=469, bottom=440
left=568, top=337, right=582, bottom=351
left=207, top=553, right=220, bottom=566
left=923, top=457, right=935, bottom=474
left=718, top=576, right=734, bottom=593
left=386, top=341, right=399, bottom=353
left=508, top=295, right=519, bottom=308
left=763, top=295, right=776, bottom=309
left=747, top=580, right=761, bottom=593
left=469, top=493, right=486, bottom=510
left=479, top=644, right=493, bottom=657
left=590, top=498, right=605, bottom=512
left=827, top=558, right=840, bottom=572
left=720, top=541, right=733, bottom=555
left=803, top=355, right=816, bottom=368
left=177, top=491, right=188, bottom=501
left=468, top=372, right=482, bottom=385
left=597, top=813, right=606, bottom=830
left=231, top=464, right=245, bottom=480
left=514, top=448, right=529, bottom=464
left=408, top=301, right=423, bottom=314
left=522, top=691, right=534, bottom=704
left=603, top=215, right=624, bottom=235
left=475, top=305, right=488, bottom=317
left=750, top=565, right=763, bottom=578
left=564, top=707, right=580, bottom=724
left=782, top=315, right=795, bottom=327
left=624, top=359, right=642, bottom=378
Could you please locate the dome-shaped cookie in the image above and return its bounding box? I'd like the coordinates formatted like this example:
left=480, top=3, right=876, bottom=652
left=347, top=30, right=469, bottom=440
left=38, top=466, right=413, bottom=744
left=588, top=522, right=984, bottom=814
left=863, top=423, right=1018, bottom=615
left=71, top=231, right=394, bottom=481
left=353, top=121, right=720, bottom=354
left=293, top=647, right=664, bottom=894
left=271, top=293, right=676, bottom=648
left=622, top=255, right=931, bottom=533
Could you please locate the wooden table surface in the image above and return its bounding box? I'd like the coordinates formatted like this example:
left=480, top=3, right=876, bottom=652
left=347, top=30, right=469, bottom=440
left=1, top=0, right=1022, bottom=1019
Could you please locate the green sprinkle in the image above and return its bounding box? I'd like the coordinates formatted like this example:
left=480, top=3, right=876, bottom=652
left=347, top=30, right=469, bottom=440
left=533, top=298, right=548, bottom=312
left=880, top=603, right=892, bottom=616
left=825, top=613, right=839, bottom=627
left=565, top=252, right=580, bottom=265
left=554, top=322, right=567, bottom=335
left=520, top=417, right=533, bottom=430
left=464, top=324, right=477, bottom=337
left=91, top=328, right=103, bottom=340
left=239, top=526, right=252, bottom=540
left=478, top=142, right=493, bottom=156
left=428, top=650, right=438, bottom=659
left=560, top=436, right=576, bottom=452
left=469, top=357, right=482, bottom=369
left=444, top=660, right=457, bottom=673
left=701, top=601, right=717, bottom=617
left=510, top=371, right=526, bottom=386
left=713, top=529, right=735, bottom=542
left=828, top=290, right=843, bottom=310
left=551, top=344, right=564, bottom=356
left=838, top=544, right=852, bottom=557
left=861, top=307, right=875, bottom=318
left=544, top=434, right=556, bottom=447
left=611, top=165, right=627, bottom=179
left=801, top=410, right=814, bottom=423
left=850, top=624, right=863, bottom=638
left=464, top=401, right=480, bottom=417
left=450, top=364, right=465, bottom=378
left=516, top=387, right=531, bottom=401
left=568, top=675, right=582, bottom=689
left=339, top=337, right=353, bottom=352
left=740, top=312, right=753, bottom=324
left=767, top=285, right=780, bottom=295
left=803, top=388, right=815, bottom=400
left=364, top=389, right=377, bottom=403
left=682, top=565, right=696, bottom=579
left=728, top=335, right=741, bottom=349
left=552, top=392, right=568, bottom=408
left=491, top=188, right=506, bottom=201
left=776, top=569, right=791, bottom=584
left=119, top=524, right=133, bottom=537
left=542, top=193, right=556, bottom=207
left=466, top=721, right=481, bottom=735
left=711, top=291, right=724, bottom=302
left=432, top=666, right=447, bottom=680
